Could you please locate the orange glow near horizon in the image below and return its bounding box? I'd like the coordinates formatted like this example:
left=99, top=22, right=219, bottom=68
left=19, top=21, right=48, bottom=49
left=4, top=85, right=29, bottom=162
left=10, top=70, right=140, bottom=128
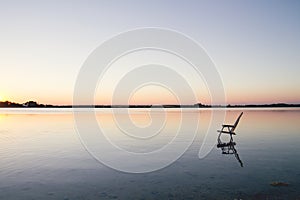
left=2, top=94, right=300, bottom=106
left=2, top=87, right=300, bottom=105
left=128, top=85, right=180, bottom=105
left=225, top=87, right=300, bottom=105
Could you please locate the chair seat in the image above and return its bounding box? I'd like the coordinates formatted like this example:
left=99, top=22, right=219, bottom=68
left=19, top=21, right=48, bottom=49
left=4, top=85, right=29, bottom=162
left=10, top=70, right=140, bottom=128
left=217, top=130, right=236, bottom=135
left=222, top=124, right=235, bottom=127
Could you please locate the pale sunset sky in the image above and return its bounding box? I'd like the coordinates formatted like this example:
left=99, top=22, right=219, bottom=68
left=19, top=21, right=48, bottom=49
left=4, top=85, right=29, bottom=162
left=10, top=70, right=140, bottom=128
left=0, top=0, right=299, bottom=105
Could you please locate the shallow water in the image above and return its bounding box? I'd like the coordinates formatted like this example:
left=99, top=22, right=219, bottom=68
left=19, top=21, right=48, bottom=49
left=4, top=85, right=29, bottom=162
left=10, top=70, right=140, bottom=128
left=0, top=108, right=299, bottom=199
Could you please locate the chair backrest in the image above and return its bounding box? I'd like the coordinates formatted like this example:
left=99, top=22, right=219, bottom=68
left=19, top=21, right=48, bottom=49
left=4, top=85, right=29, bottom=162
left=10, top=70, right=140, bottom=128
left=232, top=112, right=243, bottom=132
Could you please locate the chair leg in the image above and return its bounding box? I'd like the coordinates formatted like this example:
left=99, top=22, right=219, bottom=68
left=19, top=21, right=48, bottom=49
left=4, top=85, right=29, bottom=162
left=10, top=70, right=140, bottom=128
left=217, top=127, right=223, bottom=144
left=230, top=134, right=233, bottom=143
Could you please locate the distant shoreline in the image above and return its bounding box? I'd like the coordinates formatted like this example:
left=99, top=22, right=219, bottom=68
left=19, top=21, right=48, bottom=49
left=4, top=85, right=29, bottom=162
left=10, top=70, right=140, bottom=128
left=1, top=101, right=299, bottom=108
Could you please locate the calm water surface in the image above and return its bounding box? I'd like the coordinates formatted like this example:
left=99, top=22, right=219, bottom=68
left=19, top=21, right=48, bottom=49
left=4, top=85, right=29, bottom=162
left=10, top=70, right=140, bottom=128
left=0, top=108, right=299, bottom=199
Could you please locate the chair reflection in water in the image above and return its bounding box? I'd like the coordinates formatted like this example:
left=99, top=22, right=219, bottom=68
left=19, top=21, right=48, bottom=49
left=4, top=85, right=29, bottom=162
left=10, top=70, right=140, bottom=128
left=217, top=112, right=244, bottom=167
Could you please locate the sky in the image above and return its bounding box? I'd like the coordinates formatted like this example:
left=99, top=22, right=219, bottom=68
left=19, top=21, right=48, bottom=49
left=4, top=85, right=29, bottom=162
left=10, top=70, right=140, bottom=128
left=0, top=0, right=299, bottom=105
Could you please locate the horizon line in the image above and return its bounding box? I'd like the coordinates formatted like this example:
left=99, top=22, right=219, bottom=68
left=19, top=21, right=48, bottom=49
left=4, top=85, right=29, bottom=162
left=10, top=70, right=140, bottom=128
left=1, top=100, right=300, bottom=108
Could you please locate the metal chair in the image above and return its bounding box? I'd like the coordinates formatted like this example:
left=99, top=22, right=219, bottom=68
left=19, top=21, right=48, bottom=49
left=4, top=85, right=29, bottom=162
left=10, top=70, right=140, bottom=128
left=217, top=112, right=244, bottom=167
left=217, top=112, right=243, bottom=143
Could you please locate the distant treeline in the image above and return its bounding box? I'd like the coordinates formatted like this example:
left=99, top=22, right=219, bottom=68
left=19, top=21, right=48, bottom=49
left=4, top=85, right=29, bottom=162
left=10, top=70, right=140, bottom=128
left=0, top=101, right=55, bottom=108
left=0, top=101, right=299, bottom=108
left=226, top=103, right=300, bottom=108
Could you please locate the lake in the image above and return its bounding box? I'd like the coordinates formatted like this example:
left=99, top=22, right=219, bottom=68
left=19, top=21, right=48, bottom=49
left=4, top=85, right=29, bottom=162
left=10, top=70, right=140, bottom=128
left=0, top=108, right=299, bottom=199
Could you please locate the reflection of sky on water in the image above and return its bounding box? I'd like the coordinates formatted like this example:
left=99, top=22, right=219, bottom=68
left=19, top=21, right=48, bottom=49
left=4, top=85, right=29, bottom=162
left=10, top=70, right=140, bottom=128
left=0, top=108, right=299, bottom=199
